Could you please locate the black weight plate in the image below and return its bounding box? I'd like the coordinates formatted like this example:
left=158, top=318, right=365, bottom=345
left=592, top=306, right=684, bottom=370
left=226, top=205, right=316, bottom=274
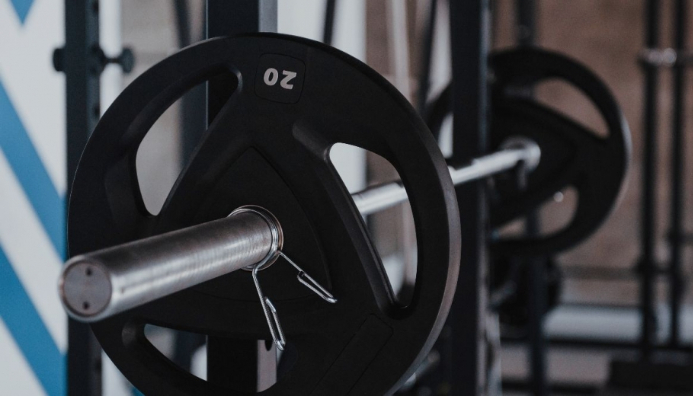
left=68, top=34, right=460, bottom=396
left=489, top=48, right=630, bottom=257
left=426, top=47, right=630, bottom=257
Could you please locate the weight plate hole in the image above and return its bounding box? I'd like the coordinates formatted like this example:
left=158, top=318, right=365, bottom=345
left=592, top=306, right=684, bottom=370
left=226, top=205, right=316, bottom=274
left=496, top=186, right=577, bottom=238
left=142, top=324, right=293, bottom=389
left=135, top=78, right=235, bottom=215
left=437, top=113, right=454, bottom=158
left=330, top=144, right=418, bottom=307
left=534, top=80, right=608, bottom=138
left=144, top=325, right=208, bottom=380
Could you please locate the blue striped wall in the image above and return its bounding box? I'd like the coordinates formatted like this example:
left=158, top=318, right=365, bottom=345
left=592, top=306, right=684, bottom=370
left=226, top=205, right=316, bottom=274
left=1, top=0, right=65, bottom=394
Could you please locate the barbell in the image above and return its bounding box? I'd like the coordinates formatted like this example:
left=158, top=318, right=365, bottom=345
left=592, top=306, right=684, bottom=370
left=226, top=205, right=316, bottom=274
left=61, top=138, right=540, bottom=324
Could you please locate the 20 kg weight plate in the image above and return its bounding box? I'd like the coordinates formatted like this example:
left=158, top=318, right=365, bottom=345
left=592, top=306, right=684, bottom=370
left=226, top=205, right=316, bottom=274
left=69, top=34, right=460, bottom=396
left=426, top=47, right=631, bottom=257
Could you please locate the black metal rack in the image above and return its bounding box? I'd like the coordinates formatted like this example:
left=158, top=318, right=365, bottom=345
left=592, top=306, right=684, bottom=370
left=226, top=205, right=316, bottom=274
left=513, top=1, right=550, bottom=395
left=445, top=1, right=490, bottom=395
left=60, top=1, right=104, bottom=395
left=666, top=0, right=687, bottom=352
left=639, top=0, right=661, bottom=362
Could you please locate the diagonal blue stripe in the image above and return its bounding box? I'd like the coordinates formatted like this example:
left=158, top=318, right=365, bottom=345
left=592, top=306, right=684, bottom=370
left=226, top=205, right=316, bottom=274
left=0, top=246, right=65, bottom=396
left=9, top=0, right=35, bottom=24
left=0, top=79, right=65, bottom=258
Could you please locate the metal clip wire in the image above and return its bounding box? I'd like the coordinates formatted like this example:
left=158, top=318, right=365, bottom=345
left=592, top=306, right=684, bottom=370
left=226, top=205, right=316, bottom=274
left=279, top=252, right=337, bottom=303
left=251, top=252, right=337, bottom=351
left=252, top=263, right=287, bottom=350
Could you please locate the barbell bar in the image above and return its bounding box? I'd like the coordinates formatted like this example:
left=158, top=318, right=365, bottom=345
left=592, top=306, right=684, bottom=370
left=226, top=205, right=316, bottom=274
left=59, top=137, right=540, bottom=323
left=354, top=137, right=540, bottom=215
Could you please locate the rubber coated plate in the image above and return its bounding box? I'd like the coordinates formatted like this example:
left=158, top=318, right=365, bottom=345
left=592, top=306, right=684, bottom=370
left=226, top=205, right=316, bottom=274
left=68, top=34, right=460, bottom=396
left=426, top=47, right=630, bottom=257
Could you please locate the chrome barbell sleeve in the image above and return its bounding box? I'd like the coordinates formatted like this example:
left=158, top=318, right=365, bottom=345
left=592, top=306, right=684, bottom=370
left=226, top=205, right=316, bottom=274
left=59, top=206, right=283, bottom=322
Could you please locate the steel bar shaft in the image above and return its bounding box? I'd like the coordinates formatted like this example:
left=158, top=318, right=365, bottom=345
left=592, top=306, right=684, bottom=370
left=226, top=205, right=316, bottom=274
left=60, top=209, right=279, bottom=322
left=353, top=141, right=540, bottom=216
